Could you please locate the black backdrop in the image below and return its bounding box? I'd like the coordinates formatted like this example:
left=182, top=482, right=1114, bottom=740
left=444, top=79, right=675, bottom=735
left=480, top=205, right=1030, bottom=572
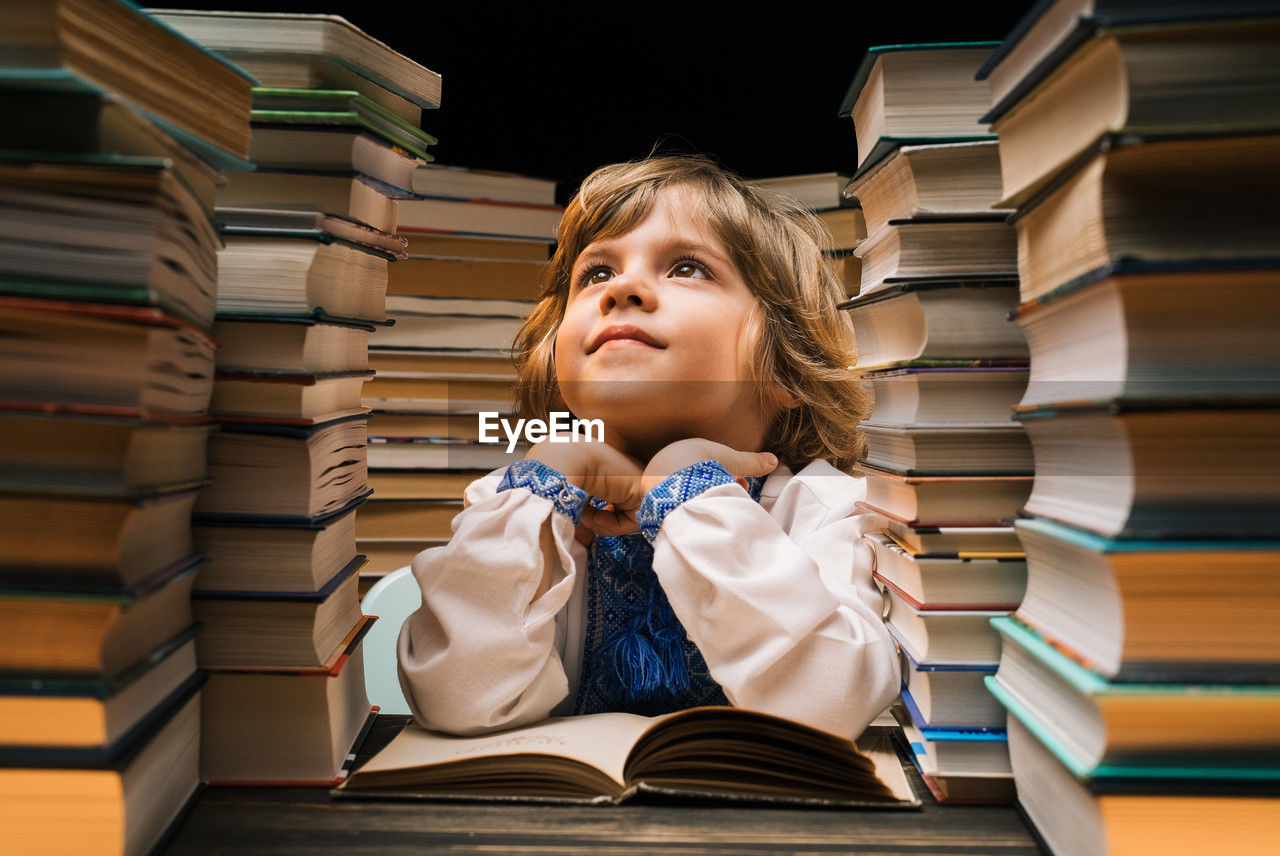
left=153, top=1, right=1033, bottom=203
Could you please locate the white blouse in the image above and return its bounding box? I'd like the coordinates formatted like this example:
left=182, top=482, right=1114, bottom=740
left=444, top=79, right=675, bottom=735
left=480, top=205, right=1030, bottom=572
left=396, top=458, right=900, bottom=740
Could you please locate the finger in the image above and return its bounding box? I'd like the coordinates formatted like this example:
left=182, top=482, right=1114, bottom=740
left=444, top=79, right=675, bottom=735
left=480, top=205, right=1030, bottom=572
left=723, top=450, right=778, bottom=480
left=581, top=504, right=641, bottom=537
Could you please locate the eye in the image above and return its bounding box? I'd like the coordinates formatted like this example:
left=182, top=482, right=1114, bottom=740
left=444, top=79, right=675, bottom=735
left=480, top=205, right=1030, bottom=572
left=576, top=265, right=613, bottom=288
left=670, top=258, right=711, bottom=280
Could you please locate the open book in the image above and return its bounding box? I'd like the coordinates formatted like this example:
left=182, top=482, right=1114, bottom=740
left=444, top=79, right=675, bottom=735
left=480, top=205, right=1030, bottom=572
left=335, top=706, right=920, bottom=807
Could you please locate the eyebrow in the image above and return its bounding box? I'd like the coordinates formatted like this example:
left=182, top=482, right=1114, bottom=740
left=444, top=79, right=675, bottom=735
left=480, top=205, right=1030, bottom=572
left=578, top=235, right=731, bottom=267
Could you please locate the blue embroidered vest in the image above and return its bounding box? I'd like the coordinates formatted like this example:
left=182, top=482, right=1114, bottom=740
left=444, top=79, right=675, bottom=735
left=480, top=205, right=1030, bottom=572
left=497, top=459, right=764, bottom=716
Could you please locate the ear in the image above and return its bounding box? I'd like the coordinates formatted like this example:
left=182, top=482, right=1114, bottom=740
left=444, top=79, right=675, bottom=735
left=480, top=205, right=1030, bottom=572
left=765, top=381, right=800, bottom=409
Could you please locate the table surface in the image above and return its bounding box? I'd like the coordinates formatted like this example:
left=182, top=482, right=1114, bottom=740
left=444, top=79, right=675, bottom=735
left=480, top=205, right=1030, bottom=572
left=160, top=716, right=1046, bottom=856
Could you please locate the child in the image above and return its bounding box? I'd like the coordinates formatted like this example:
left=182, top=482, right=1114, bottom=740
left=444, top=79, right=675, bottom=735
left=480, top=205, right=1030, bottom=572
left=396, top=155, right=899, bottom=739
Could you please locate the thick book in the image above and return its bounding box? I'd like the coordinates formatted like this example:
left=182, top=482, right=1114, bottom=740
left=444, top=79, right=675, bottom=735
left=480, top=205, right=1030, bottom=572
left=216, top=207, right=408, bottom=259
left=192, top=557, right=364, bottom=668
left=900, top=650, right=1004, bottom=730
left=0, top=0, right=253, bottom=158
left=1014, top=264, right=1280, bottom=404
left=0, top=89, right=224, bottom=214
left=868, top=533, right=1026, bottom=610
left=201, top=621, right=376, bottom=786
left=837, top=43, right=998, bottom=175
left=840, top=283, right=1027, bottom=371
left=978, top=0, right=1280, bottom=122
left=0, top=157, right=220, bottom=329
left=859, top=422, right=1032, bottom=476
left=992, top=18, right=1280, bottom=207
left=813, top=207, right=867, bottom=253
left=196, top=415, right=370, bottom=518
left=1017, top=404, right=1280, bottom=539
left=354, top=498, right=463, bottom=541
left=249, top=88, right=437, bottom=163
left=989, top=616, right=1280, bottom=778
left=865, top=367, right=1028, bottom=426
left=336, top=706, right=919, bottom=807
left=855, top=463, right=1033, bottom=527
left=0, top=632, right=197, bottom=751
left=215, top=234, right=389, bottom=323
left=248, top=126, right=424, bottom=192
left=844, top=142, right=1009, bottom=237
left=211, top=370, right=373, bottom=424
left=855, top=219, right=1016, bottom=297
left=217, top=170, right=399, bottom=234
left=372, top=295, right=532, bottom=352
left=881, top=584, right=1005, bottom=667
left=216, top=317, right=370, bottom=375
left=0, top=554, right=199, bottom=677
left=0, top=411, right=208, bottom=497
left=1014, top=517, right=1280, bottom=681
left=396, top=195, right=564, bottom=241
left=0, top=297, right=216, bottom=418
left=1011, top=132, right=1280, bottom=297
left=365, top=468, right=486, bottom=501
left=411, top=164, right=557, bottom=206
left=367, top=349, right=516, bottom=379
left=0, top=489, right=200, bottom=588
left=877, top=517, right=1023, bottom=555
left=752, top=172, right=853, bottom=211
left=1005, top=713, right=1280, bottom=856
left=388, top=254, right=548, bottom=301
left=401, top=232, right=553, bottom=261
left=361, top=372, right=515, bottom=406
left=151, top=9, right=443, bottom=110
left=0, top=683, right=203, bottom=856
left=893, top=709, right=1014, bottom=805
left=194, top=503, right=358, bottom=594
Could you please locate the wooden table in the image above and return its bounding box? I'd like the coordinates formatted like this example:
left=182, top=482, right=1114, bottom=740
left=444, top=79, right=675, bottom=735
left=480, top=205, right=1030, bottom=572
left=160, top=716, right=1045, bottom=856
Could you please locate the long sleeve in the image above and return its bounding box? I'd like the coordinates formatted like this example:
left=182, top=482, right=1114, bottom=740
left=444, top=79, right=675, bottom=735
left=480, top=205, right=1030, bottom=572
left=395, top=460, right=588, bottom=736
left=640, top=459, right=900, bottom=741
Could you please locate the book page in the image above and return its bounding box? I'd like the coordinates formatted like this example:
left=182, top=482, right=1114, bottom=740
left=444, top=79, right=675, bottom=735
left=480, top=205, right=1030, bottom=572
left=355, top=712, right=657, bottom=789
left=858, top=736, right=920, bottom=804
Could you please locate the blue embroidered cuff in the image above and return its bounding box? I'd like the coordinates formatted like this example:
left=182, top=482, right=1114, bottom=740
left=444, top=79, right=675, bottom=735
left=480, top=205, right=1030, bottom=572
left=637, top=460, right=737, bottom=544
left=497, top=458, right=589, bottom=524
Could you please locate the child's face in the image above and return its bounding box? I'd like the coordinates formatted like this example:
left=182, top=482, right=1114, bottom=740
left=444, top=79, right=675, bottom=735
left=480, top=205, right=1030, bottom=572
left=554, top=188, right=774, bottom=460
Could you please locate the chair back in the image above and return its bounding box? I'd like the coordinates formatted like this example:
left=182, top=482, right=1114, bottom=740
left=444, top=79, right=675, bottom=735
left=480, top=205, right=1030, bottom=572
left=360, top=565, right=420, bottom=715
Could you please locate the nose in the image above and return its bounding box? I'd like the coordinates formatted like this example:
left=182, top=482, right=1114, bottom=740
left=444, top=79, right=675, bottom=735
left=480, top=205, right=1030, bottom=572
left=598, top=270, right=657, bottom=313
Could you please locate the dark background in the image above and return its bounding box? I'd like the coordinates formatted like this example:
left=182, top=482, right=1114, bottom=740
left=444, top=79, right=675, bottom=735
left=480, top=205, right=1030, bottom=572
left=154, top=1, right=1033, bottom=203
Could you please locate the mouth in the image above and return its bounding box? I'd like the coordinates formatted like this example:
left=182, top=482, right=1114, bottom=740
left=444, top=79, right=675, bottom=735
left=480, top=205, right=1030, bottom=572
left=587, top=325, right=665, bottom=354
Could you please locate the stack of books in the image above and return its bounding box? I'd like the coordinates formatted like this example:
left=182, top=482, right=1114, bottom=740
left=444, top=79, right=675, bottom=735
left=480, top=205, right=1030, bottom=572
left=0, top=0, right=252, bottom=850
left=153, top=9, right=445, bottom=786
left=358, top=168, right=560, bottom=593
left=752, top=172, right=865, bottom=295
left=975, top=2, right=1280, bottom=853
left=838, top=42, right=1032, bottom=804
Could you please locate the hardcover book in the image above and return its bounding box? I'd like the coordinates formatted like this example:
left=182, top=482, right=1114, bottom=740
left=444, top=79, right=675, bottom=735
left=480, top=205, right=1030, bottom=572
left=1014, top=517, right=1280, bottom=681
left=838, top=43, right=998, bottom=175
left=337, top=706, right=919, bottom=807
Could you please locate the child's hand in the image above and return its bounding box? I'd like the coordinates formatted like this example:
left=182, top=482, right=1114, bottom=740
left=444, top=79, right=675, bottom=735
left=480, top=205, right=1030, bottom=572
left=525, top=439, right=645, bottom=540
left=641, top=439, right=778, bottom=494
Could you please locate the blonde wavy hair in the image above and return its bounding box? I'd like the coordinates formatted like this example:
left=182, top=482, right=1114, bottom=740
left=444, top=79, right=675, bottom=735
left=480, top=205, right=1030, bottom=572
left=512, top=155, right=870, bottom=472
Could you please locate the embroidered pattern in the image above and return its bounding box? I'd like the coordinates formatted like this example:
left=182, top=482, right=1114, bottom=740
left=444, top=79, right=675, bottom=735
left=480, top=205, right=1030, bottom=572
left=575, top=464, right=767, bottom=716
left=496, top=458, right=588, bottom=524
left=637, top=460, right=738, bottom=543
